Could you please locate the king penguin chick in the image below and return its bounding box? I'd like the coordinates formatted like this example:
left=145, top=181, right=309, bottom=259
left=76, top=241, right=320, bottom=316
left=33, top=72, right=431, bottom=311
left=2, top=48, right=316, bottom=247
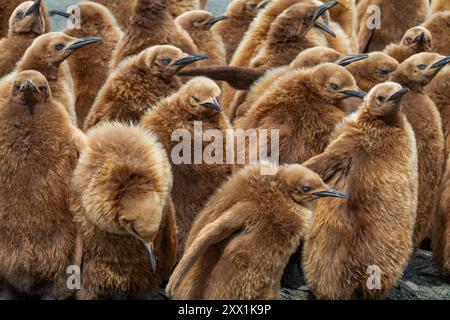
left=249, top=1, right=337, bottom=70
left=357, top=0, right=429, bottom=53
left=141, top=77, right=232, bottom=256
left=71, top=122, right=177, bottom=300
left=175, top=10, right=227, bottom=66
left=0, top=0, right=51, bottom=78
left=423, top=11, right=450, bottom=56
left=384, top=26, right=432, bottom=64
left=213, top=0, right=268, bottom=64
left=235, top=63, right=365, bottom=165
left=0, top=0, right=21, bottom=38
left=51, top=2, right=123, bottom=129
left=303, top=82, right=418, bottom=299
left=166, top=163, right=348, bottom=300
left=111, top=0, right=198, bottom=68
left=0, top=70, right=85, bottom=299
left=431, top=0, right=450, bottom=14
left=84, top=45, right=208, bottom=131
left=0, top=32, right=102, bottom=126
left=390, top=53, right=448, bottom=248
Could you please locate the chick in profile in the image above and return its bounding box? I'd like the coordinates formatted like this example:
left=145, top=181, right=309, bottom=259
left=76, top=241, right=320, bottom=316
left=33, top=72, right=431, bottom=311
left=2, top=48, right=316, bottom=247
left=111, top=0, right=198, bottom=67
left=213, top=0, right=268, bottom=64
left=0, top=71, right=84, bottom=299
left=357, top=0, right=429, bottom=52
left=166, top=163, right=348, bottom=300
left=390, top=53, right=448, bottom=248
left=84, top=45, right=208, bottom=131
left=141, top=77, right=232, bottom=256
left=71, top=122, right=177, bottom=300
left=51, top=2, right=123, bottom=128
left=0, top=32, right=103, bottom=126
left=176, top=10, right=227, bottom=66
left=423, top=11, right=450, bottom=56
left=303, top=82, right=417, bottom=299
left=0, top=0, right=51, bottom=78
left=235, top=63, right=365, bottom=165
left=384, top=26, right=432, bottom=63
left=0, top=0, right=22, bottom=38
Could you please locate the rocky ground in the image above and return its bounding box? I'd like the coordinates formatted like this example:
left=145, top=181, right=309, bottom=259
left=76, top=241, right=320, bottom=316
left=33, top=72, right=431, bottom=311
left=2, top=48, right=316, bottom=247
left=48, top=0, right=232, bottom=30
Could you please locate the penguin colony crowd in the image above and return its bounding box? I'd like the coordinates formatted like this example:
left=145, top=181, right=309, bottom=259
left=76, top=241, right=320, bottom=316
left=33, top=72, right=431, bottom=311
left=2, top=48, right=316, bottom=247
left=0, top=0, right=449, bottom=300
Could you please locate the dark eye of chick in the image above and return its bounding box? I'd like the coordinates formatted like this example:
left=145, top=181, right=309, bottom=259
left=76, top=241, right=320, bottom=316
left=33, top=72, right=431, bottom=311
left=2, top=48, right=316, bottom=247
left=330, top=83, right=339, bottom=90
left=417, top=64, right=427, bottom=70
left=380, top=69, right=390, bottom=76
left=377, top=95, right=386, bottom=103
left=248, top=3, right=258, bottom=9
left=302, top=186, right=311, bottom=193
left=160, top=58, right=171, bottom=65
left=193, top=97, right=201, bottom=103
left=54, top=44, right=65, bottom=51
left=16, top=11, right=24, bottom=19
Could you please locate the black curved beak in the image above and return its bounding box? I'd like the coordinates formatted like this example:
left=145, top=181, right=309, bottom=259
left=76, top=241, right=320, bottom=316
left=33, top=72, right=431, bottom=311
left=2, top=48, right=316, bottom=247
left=430, top=56, right=450, bottom=70
left=340, top=89, right=367, bottom=99
left=387, top=87, right=411, bottom=102
left=66, top=37, right=103, bottom=52
left=205, top=16, right=229, bottom=26
left=19, top=80, right=38, bottom=93
left=258, top=1, right=271, bottom=9
left=313, top=189, right=349, bottom=200
left=201, top=100, right=222, bottom=112
left=49, top=9, right=71, bottom=19
left=24, top=0, right=42, bottom=17
left=174, top=54, right=209, bottom=66
left=141, top=241, right=157, bottom=273
left=338, top=54, right=370, bottom=66
left=313, top=0, right=338, bottom=21
left=314, top=21, right=336, bottom=38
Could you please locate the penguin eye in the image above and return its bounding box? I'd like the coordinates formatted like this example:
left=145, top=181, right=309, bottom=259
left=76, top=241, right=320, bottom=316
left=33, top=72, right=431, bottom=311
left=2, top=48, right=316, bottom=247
left=14, top=84, right=20, bottom=92
left=302, top=186, right=311, bottom=193
left=16, top=11, right=24, bottom=19
left=160, top=58, right=171, bottom=65
left=380, top=69, right=391, bottom=76
left=193, top=96, right=201, bottom=103
left=377, top=95, right=386, bottom=103
left=54, top=43, right=65, bottom=51
left=330, top=83, right=340, bottom=90
left=417, top=64, right=427, bottom=70
left=248, top=3, right=258, bottom=9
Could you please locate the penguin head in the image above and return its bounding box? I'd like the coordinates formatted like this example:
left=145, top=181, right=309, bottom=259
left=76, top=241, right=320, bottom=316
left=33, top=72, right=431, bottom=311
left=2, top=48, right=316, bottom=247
left=176, top=10, right=228, bottom=32
left=345, top=52, right=399, bottom=92
left=400, top=26, right=432, bottom=53
left=276, top=164, right=348, bottom=207
left=145, top=45, right=209, bottom=78
left=364, top=82, right=410, bottom=124
left=290, top=47, right=343, bottom=69
left=10, top=70, right=50, bottom=108
left=179, top=77, right=222, bottom=116
left=392, top=53, right=450, bottom=91
left=9, top=0, right=45, bottom=35
left=309, top=63, right=366, bottom=102
left=24, top=32, right=102, bottom=68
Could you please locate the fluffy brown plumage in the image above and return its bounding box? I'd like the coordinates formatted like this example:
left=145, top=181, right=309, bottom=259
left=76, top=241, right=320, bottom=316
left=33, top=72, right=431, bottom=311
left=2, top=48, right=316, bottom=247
left=141, top=77, right=232, bottom=256
left=84, top=45, right=208, bottom=131
left=0, top=70, right=84, bottom=299
left=304, top=81, right=418, bottom=299
left=0, top=32, right=102, bottom=126
left=357, top=0, right=429, bottom=52
left=329, top=0, right=357, bottom=49
left=0, top=0, right=51, bottom=78
left=111, top=0, right=198, bottom=68
left=235, top=63, right=365, bottom=165
left=168, top=0, right=201, bottom=17
left=52, top=2, right=123, bottom=129
left=423, top=11, right=450, bottom=56
left=71, top=122, right=177, bottom=300
left=431, top=0, right=450, bottom=14
left=384, top=26, right=432, bottom=63
left=176, top=10, right=227, bottom=66
left=167, top=163, right=348, bottom=300
left=0, top=0, right=22, bottom=38
left=390, top=53, right=447, bottom=248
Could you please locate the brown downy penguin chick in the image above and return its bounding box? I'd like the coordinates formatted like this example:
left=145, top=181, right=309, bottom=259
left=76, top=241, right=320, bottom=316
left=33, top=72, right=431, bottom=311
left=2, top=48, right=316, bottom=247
left=111, top=0, right=198, bottom=68
left=233, top=49, right=369, bottom=120
left=50, top=2, right=123, bottom=129
left=357, top=0, right=429, bottom=53
left=329, top=0, right=357, bottom=47
left=423, top=12, right=450, bottom=56
left=235, top=63, right=366, bottom=165
left=384, top=26, right=432, bottom=64
left=431, top=0, right=450, bottom=14
left=175, top=10, right=227, bottom=66
left=84, top=45, right=208, bottom=131
left=0, top=0, right=21, bottom=38
left=166, top=163, right=348, bottom=300
left=0, top=32, right=102, bottom=126
left=213, top=0, right=269, bottom=64
left=71, top=122, right=177, bottom=300
left=249, top=1, right=338, bottom=70
left=390, top=53, right=448, bottom=248
left=0, top=70, right=85, bottom=299
left=141, top=77, right=232, bottom=256
left=167, top=0, right=200, bottom=17
left=0, top=0, right=51, bottom=78
left=303, top=82, right=418, bottom=300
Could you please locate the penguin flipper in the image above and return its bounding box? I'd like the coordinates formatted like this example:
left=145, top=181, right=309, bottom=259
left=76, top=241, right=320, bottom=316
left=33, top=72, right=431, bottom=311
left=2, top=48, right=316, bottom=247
left=178, top=66, right=265, bottom=90
left=357, top=18, right=375, bottom=53
left=304, top=150, right=352, bottom=184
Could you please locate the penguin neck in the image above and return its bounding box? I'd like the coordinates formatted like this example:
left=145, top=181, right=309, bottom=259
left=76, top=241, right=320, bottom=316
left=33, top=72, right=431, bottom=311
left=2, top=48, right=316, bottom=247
left=132, top=0, right=169, bottom=28
left=390, top=71, right=424, bottom=93
left=17, top=59, right=61, bottom=82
